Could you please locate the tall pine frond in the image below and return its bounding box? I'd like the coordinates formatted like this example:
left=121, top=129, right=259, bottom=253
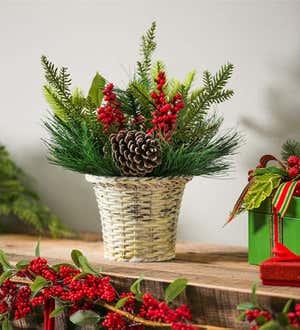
left=41, top=55, right=72, bottom=107
left=136, top=22, right=157, bottom=89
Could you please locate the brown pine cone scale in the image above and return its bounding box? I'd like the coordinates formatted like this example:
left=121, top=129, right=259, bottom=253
left=110, top=130, right=162, bottom=176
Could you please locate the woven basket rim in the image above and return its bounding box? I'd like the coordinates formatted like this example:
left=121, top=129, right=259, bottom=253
left=85, top=174, right=192, bottom=184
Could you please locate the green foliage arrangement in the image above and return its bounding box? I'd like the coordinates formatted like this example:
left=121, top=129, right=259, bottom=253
left=0, top=145, right=72, bottom=237
left=43, top=22, right=240, bottom=177
left=227, top=140, right=300, bottom=223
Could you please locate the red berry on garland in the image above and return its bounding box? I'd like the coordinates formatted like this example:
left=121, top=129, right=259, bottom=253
left=288, top=166, right=299, bottom=178
left=288, top=155, right=299, bottom=167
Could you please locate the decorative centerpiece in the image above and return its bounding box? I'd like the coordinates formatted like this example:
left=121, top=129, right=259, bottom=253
left=228, top=140, right=300, bottom=265
left=42, top=22, right=240, bottom=262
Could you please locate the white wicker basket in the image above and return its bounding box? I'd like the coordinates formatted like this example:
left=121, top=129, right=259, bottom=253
left=86, top=175, right=191, bottom=262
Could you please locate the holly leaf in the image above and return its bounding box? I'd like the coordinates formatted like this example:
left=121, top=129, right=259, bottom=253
left=0, top=250, right=12, bottom=271
left=236, top=311, right=247, bottom=321
left=70, top=310, right=100, bottom=326
left=71, top=250, right=83, bottom=268
left=251, top=281, right=258, bottom=306
left=260, top=320, right=281, bottom=330
left=254, top=167, right=287, bottom=178
left=256, top=315, right=267, bottom=326
left=87, top=72, right=105, bottom=108
left=77, top=255, right=98, bottom=276
left=130, top=274, right=144, bottom=295
left=30, top=275, right=49, bottom=297
left=165, top=278, right=188, bottom=304
left=244, top=174, right=282, bottom=210
left=237, top=302, right=255, bottom=311
left=115, top=296, right=129, bottom=309
left=50, top=306, right=65, bottom=318
left=282, top=299, right=293, bottom=313
left=35, top=238, right=41, bottom=257
left=277, top=312, right=289, bottom=326
left=0, top=270, right=13, bottom=286
left=16, top=260, right=30, bottom=270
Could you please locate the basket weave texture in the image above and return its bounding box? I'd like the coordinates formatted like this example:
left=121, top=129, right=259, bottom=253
left=86, top=175, right=191, bottom=262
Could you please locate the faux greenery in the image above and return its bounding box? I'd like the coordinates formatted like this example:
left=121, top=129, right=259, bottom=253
left=281, top=139, right=300, bottom=162
left=0, top=145, right=73, bottom=237
left=228, top=140, right=300, bottom=223
left=43, top=22, right=240, bottom=177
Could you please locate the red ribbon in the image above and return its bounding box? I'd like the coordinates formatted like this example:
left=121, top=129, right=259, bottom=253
left=44, top=298, right=55, bottom=330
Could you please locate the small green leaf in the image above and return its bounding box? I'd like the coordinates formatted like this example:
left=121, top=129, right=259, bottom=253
left=35, top=238, right=41, bottom=257
left=87, top=72, right=106, bottom=108
left=236, top=311, right=247, bottom=321
left=78, top=255, right=98, bottom=275
left=0, top=270, right=13, bottom=286
left=251, top=281, right=258, bottom=306
left=130, top=274, right=144, bottom=295
left=30, top=275, right=48, bottom=293
left=260, top=320, right=281, bottom=330
left=1, top=318, right=12, bottom=330
left=244, top=174, right=282, bottom=210
left=0, top=250, right=12, bottom=271
left=254, top=167, right=287, bottom=177
left=71, top=250, right=83, bottom=268
left=282, top=299, right=293, bottom=313
left=237, top=302, right=255, bottom=311
left=165, top=278, right=188, bottom=304
left=16, top=260, right=30, bottom=270
left=277, top=312, right=289, bottom=326
left=70, top=310, right=100, bottom=326
left=115, top=296, right=129, bottom=309
left=50, top=306, right=65, bottom=318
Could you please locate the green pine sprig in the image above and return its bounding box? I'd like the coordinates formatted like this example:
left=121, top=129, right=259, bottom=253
left=0, top=145, right=74, bottom=237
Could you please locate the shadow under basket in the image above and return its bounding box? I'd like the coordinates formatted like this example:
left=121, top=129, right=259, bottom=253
left=86, top=175, right=192, bottom=262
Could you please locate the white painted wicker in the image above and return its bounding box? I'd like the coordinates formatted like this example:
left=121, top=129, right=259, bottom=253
left=86, top=175, right=191, bottom=262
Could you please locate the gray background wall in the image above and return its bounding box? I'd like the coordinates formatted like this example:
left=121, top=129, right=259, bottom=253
left=1, top=0, right=300, bottom=246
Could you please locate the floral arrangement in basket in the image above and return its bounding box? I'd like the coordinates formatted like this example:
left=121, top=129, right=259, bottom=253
left=42, top=22, right=240, bottom=262
left=227, top=139, right=300, bottom=224
left=0, top=243, right=220, bottom=330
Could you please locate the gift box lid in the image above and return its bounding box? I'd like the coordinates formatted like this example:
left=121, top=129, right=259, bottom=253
left=250, top=196, right=300, bottom=219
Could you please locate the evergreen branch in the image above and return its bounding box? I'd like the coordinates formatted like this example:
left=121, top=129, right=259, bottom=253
left=137, top=22, right=157, bottom=89
left=41, top=55, right=72, bottom=107
left=0, top=144, right=73, bottom=237
left=43, top=85, right=68, bottom=121
left=281, top=139, right=300, bottom=161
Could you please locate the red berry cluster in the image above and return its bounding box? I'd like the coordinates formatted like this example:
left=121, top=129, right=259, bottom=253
left=287, top=156, right=300, bottom=196
left=97, top=83, right=125, bottom=132
left=243, top=305, right=300, bottom=329
left=102, top=312, right=126, bottom=330
left=0, top=254, right=197, bottom=330
left=287, top=155, right=300, bottom=179
left=139, top=293, right=194, bottom=329
left=148, top=71, right=185, bottom=141
left=287, top=304, right=300, bottom=326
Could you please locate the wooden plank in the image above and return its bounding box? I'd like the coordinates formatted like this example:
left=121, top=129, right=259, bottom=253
left=0, top=234, right=299, bottom=329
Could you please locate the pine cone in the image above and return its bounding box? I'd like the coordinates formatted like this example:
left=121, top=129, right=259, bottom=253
left=110, top=130, right=162, bottom=176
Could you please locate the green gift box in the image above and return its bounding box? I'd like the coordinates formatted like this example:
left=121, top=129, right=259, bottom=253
left=248, top=196, right=300, bottom=265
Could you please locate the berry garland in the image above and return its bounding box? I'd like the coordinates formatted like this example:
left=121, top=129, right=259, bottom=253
left=237, top=283, right=300, bottom=329
left=0, top=245, right=224, bottom=330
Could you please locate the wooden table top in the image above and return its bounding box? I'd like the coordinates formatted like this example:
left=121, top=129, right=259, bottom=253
left=1, top=234, right=299, bottom=300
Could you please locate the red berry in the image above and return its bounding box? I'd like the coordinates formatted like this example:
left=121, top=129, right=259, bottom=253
left=288, top=155, right=299, bottom=167
left=289, top=166, right=299, bottom=178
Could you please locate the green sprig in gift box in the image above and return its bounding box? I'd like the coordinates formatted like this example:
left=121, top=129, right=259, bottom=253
left=228, top=140, right=300, bottom=265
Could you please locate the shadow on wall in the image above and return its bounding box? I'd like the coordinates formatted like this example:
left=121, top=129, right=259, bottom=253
left=20, top=148, right=101, bottom=234
left=241, top=48, right=300, bottom=161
